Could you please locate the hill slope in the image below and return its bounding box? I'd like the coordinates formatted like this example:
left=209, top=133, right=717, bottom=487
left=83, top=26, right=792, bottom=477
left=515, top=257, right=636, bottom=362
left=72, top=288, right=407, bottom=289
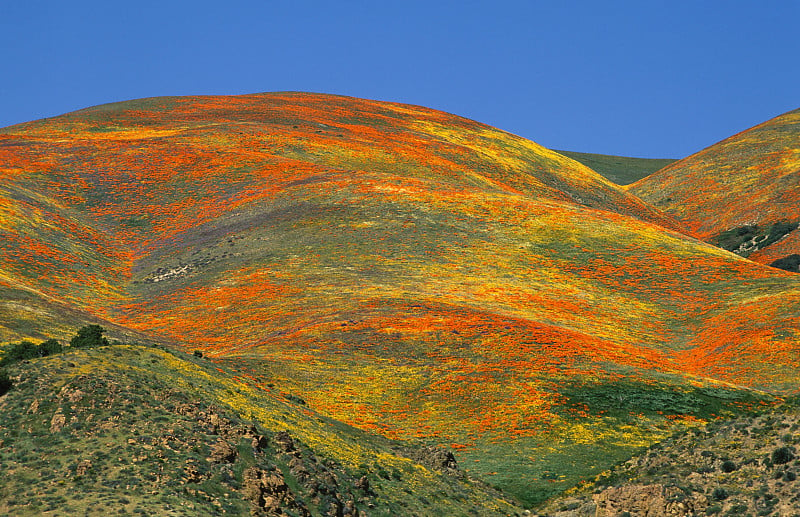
left=553, top=150, right=677, bottom=185
left=1, top=93, right=800, bottom=507
left=629, top=108, right=800, bottom=266
left=0, top=343, right=522, bottom=516
left=540, top=399, right=800, bottom=516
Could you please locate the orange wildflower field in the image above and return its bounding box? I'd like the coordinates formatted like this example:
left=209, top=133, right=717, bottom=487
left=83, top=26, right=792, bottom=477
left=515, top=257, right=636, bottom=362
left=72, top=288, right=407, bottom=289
left=2, top=93, right=798, bottom=504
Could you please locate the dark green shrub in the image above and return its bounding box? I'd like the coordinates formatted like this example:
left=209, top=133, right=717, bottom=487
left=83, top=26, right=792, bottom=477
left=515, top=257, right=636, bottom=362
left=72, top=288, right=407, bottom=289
left=721, top=460, right=737, bottom=473
left=725, top=503, right=747, bottom=515
left=0, top=369, right=12, bottom=395
left=771, top=254, right=800, bottom=273
left=193, top=350, right=203, bottom=358
left=0, top=340, right=40, bottom=365
left=772, top=446, right=795, bottom=465
left=39, top=339, right=63, bottom=357
left=70, top=325, right=110, bottom=348
left=713, top=225, right=758, bottom=251
left=785, top=470, right=796, bottom=481
left=712, top=487, right=729, bottom=501
left=765, top=221, right=799, bottom=248
left=283, top=393, right=306, bottom=405
left=706, top=504, right=722, bottom=514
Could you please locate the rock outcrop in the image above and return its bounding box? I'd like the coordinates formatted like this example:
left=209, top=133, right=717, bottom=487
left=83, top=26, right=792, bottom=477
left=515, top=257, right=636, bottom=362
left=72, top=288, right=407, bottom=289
left=593, top=484, right=707, bottom=516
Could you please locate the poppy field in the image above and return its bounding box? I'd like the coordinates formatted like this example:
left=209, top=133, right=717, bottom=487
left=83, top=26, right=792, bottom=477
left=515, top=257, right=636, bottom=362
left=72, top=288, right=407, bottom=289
left=630, top=107, right=800, bottom=264
left=1, top=93, right=799, bottom=505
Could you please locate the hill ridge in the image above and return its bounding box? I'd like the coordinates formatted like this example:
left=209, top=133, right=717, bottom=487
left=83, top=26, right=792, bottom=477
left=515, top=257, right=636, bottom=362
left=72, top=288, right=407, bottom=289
left=629, top=106, right=800, bottom=265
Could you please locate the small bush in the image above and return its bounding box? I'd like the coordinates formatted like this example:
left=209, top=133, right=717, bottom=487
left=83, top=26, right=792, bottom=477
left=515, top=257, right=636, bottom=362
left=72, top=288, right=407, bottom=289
left=721, top=460, right=737, bottom=473
left=0, top=369, right=12, bottom=395
left=712, top=487, right=729, bottom=501
left=771, top=254, right=800, bottom=273
left=0, top=338, right=65, bottom=367
left=725, top=504, right=748, bottom=515
left=193, top=350, right=203, bottom=358
left=772, top=446, right=795, bottom=465
left=785, top=471, right=796, bottom=482
left=39, top=339, right=63, bottom=357
left=0, top=340, right=40, bottom=366
left=70, top=325, right=110, bottom=348
left=283, top=393, right=306, bottom=405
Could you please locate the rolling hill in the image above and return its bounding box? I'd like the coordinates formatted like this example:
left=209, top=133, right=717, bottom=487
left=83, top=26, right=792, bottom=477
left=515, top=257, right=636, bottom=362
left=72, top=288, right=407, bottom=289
left=2, top=92, right=800, bottom=510
left=553, top=150, right=677, bottom=185
left=629, top=108, right=800, bottom=267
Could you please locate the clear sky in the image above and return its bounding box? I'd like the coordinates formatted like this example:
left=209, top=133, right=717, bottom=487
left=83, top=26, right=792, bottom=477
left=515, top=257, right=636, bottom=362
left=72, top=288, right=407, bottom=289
left=2, top=1, right=798, bottom=158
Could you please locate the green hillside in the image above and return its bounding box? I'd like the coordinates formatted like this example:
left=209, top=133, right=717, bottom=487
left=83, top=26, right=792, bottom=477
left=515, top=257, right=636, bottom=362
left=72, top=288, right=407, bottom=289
left=541, top=399, right=800, bottom=516
left=0, top=339, right=522, bottom=516
left=553, top=150, right=677, bottom=185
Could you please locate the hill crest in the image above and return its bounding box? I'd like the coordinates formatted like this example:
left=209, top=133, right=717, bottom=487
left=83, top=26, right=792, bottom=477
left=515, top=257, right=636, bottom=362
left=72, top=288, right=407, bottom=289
left=629, top=107, right=800, bottom=265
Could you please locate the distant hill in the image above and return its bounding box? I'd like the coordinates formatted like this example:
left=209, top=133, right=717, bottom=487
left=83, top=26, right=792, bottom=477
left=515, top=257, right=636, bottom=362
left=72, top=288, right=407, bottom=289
left=1, top=93, right=799, bottom=510
left=553, top=150, right=677, bottom=185
left=629, top=108, right=800, bottom=267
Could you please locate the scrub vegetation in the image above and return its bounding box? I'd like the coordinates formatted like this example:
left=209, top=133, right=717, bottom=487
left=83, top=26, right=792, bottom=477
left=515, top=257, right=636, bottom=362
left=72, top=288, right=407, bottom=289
left=0, top=340, right=520, bottom=516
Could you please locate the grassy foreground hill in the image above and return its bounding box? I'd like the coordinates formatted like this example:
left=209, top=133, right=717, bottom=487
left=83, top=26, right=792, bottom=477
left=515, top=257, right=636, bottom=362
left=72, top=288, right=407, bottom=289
left=540, top=398, right=800, bottom=516
left=0, top=341, right=522, bottom=516
left=2, top=93, right=800, bottom=510
left=629, top=108, right=800, bottom=267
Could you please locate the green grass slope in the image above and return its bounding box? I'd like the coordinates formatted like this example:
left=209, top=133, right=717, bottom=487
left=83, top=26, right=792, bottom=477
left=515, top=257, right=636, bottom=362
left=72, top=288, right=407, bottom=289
left=628, top=108, right=800, bottom=266
left=0, top=343, right=522, bottom=516
left=553, top=150, right=677, bottom=185
left=1, top=93, right=799, bottom=507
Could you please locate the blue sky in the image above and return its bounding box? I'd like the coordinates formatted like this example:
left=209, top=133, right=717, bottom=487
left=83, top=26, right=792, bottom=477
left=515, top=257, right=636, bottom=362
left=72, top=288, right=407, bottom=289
left=2, top=1, right=798, bottom=157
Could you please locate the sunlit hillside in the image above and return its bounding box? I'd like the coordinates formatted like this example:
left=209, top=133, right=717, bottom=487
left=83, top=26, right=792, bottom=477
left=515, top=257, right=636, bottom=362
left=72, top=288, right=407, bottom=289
left=629, top=108, right=800, bottom=267
left=2, top=93, right=799, bottom=507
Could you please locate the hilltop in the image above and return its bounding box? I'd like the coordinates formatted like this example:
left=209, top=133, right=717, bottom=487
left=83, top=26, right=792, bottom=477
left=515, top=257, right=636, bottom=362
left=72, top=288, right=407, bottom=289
left=629, top=108, right=800, bottom=268
left=1, top=93, right=800, bottom=511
